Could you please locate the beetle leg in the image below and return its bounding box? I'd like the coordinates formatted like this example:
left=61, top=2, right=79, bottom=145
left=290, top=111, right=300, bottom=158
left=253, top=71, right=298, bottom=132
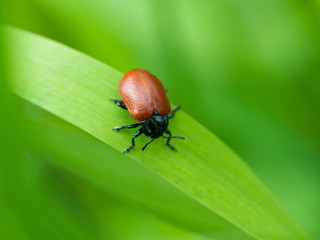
left=142, top=138, right=155, bottom=151
left=113, top=123, right=141, bottom=131
left=123, top=128, right=143, bottom=153
left=165, top=88, right=168, bottom=93
left=168, top=106, right=180, bottom=119
left=110, top=98, right=127, bottom=110
left=164, top=129, right=176, bottom=151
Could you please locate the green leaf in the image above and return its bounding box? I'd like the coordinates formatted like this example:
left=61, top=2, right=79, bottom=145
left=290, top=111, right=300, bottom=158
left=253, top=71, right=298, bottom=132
left=27, top=105, right=253, bottom=240
left=4, top=26, right=309, bottom=240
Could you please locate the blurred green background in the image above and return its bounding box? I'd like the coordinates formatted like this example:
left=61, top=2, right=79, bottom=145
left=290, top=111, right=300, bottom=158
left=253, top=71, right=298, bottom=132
left=1, top=0, right=320, bottom=239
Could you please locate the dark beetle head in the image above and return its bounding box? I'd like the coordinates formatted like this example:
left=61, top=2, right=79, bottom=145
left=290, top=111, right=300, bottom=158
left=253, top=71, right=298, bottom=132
left=141, top=115, right=168, bottom=138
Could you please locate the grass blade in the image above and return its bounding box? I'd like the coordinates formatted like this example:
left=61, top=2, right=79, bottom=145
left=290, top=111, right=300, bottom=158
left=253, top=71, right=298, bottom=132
left=5, top=26, right=309, bottom=240
left=27, top=107, right=254, bottom=240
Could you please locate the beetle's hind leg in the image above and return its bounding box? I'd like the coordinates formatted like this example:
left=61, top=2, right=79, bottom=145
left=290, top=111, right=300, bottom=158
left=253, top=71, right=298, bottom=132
left=113, top=123, right=141, bottom=131
left=123, top=128, right=143, bottom=153
left=110, top=99, right=127, bottom=110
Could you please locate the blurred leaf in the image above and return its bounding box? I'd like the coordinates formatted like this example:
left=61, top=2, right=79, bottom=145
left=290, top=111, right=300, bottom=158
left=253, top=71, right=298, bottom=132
left=64, top=170, right=216, bottom=240
left=0, top=28, right=91, bottom=240
left=5, top=26, right=309, bottom=240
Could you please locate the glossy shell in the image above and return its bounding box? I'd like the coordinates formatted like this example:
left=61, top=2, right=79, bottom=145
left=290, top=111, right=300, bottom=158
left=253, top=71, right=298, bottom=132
left=119, top=69, right=171, bottom=122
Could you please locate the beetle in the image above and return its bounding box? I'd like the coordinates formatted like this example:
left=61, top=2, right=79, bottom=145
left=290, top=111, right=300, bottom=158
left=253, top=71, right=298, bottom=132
left=111, top=69, right=184, bottom=153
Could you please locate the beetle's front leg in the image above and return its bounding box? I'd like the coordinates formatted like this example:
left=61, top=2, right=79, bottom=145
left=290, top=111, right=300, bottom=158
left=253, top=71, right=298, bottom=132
left=112, top=123, right=141, bottom=131
left=123, top=128, right=143, bottom=153
left=164, top=129, right=176, bottom=151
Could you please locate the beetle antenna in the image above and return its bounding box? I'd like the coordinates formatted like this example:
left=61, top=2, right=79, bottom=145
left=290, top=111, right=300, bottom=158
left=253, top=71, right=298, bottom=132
left=162, top=136, right=185, bottom=140
left=142, top=139, right=154, bottom=151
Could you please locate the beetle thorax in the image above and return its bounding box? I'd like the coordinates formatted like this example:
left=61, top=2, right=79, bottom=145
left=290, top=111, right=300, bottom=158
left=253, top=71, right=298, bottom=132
left=141, top=115, right=168, bottom=138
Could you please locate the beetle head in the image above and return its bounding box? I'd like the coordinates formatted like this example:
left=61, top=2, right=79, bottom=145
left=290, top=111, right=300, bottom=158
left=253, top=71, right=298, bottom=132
left=141, top=115, right=168, bottom=138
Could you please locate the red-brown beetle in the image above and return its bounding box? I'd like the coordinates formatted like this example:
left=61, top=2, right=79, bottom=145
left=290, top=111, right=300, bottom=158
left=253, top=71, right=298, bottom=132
left=111, top=69, right=184, bottom=153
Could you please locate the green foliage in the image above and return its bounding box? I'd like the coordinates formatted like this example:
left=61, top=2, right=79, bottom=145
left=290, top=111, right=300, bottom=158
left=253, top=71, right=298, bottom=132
left=1, top=0, right=320, bottom=239
left=4, top=26, right=309, bottom=240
